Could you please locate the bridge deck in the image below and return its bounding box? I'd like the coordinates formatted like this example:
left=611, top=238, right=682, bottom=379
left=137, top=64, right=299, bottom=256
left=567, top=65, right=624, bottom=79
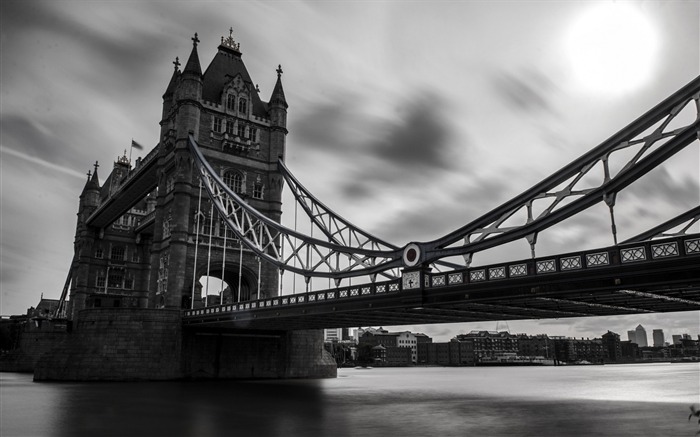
left=183, top=235, right=700, bottom=331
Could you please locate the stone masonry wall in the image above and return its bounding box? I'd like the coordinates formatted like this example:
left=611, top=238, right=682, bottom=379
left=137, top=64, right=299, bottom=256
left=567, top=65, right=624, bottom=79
left=0, top=326, right=69, bottom=373
left=34, top=308, right=182, bottom=381
left=182, top=329, right=337, bottom=379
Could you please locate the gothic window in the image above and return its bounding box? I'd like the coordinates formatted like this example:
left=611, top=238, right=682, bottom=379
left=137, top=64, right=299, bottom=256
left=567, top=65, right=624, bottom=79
left=249, top=127, right=257, bottom=142
left=218, top=219, right=234, bottom=238
left=223, top=171, right=244, bottom=194
left=226, top=119, right=235, bottom=135
left=108, top=271, right=124, bottom=288
left=233, top=173, right=243, bottom=193
left=226, top=94, right=235, bottom=111
left=96, top=273, right=106, bottom=288
left=110, top=246, right=125, bottom=261
left=95, top=248, right=104, bottom=259
left=213, top=117, right=222, bottom=133
left=253, top=182, right=263, bottom=199
left=238, top=98, right=247, bottom=114
left=199, top=210, right=213, bottom=235
left=237, top=123, right=245, bottom=138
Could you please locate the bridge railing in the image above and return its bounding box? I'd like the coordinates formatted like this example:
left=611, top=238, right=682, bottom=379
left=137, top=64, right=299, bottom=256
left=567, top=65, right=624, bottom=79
left=425, top=234, right=700, bottom=288
left=183, top=278, right=402, bottom=318
left=182, top=234, right=699, bottom=319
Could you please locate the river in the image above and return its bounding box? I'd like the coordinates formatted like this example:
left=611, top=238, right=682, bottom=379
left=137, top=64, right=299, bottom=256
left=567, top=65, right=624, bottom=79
left=1, top=363, right=698, bottom=436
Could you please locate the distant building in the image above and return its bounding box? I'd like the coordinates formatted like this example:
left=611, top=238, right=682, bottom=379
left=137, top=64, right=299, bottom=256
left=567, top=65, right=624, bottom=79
left=552, top=337, right=604, bottom=364
left=635, top=324, right=648, bottom=347
left=620, top=341, right=639, bottom=361
left=653, top=329, right=664, bottom=347
left=324, top=328, right=352, bottom=342
left=627, top=330, right=637, bottom=344
left=357, top=328, right=424, bottom=366
left=672, top=335, right=683, bottom=345
left=454, top=330, right=518, bottom=362
left=602, top=331, right=622, bottom=362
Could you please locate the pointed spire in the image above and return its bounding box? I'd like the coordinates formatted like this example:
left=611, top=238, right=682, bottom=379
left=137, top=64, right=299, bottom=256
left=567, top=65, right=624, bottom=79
left=183, top=33, right=202, bottom=76
left=82, top=164, right=100, bottom=194
left=270, top=64, right=287, bottom=108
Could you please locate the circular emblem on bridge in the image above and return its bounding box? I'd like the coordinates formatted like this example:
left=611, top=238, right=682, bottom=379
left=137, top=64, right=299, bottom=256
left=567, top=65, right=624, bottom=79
left=402, top=243, right=422, bottom=267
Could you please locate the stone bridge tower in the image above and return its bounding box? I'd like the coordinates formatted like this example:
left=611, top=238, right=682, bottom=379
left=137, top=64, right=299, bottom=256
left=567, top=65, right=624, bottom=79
left=152, top=31, right=288, bottom=309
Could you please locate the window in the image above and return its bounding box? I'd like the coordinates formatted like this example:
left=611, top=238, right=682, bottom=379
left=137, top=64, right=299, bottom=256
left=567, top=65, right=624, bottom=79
left=238, top=98, right=247, bottom=114
left=223, top=171, right=243, bottom=194
left=249, top=127, right=257, bottom=142
left=200, top=211, right=213, bottom=235
left=108, top=272, right=124, bottom=288
left=226, top=120, right=235, bottom=135
left=253, top=182, right=263, bottom=199
left=110, top=246, right=125, bottom=261
left=95, top=248, right=103, bottom=259
left=218, top=219, right=234, bottom=238
left=213, top=117, right=222, bottom=133
left=226, top=94, right=235, bottom=111
left=237, top=123, right=245, bottom=138
left=96, top=274, right=106, bottom=288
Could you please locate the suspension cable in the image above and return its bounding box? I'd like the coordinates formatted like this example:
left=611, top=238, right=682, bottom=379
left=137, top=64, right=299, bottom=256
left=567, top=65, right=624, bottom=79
left=205, top=202, right=214, bottom=306
left=191, top=179, right=203, bottom=309
left=237, top=242, right=243, bottom=303
left=221, top=213, right=227, bottom=303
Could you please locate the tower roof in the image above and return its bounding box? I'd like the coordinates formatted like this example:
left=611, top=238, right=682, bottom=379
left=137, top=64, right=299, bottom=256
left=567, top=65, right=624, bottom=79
left=163, top=58, right=181, bottom=98
left=81, top=162, right=100, bottom=195
left=182, top=34, right=202, bottom=77
left=269, top=64, right=288, bottom=109
left=201, top=33, right=268, bottom=117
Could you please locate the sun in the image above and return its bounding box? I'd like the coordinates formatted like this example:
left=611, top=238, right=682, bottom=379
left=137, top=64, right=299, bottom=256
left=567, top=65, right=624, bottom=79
left=566, top=2, right=659, bottom=95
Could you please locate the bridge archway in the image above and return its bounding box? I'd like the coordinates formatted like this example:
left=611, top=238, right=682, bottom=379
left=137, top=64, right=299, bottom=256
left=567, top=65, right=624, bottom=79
left=193, top=262, right=257, bottom=307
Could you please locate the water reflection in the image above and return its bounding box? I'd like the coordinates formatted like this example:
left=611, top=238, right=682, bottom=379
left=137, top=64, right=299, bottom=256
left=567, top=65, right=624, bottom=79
left=2, top=364, right=698, bottom=437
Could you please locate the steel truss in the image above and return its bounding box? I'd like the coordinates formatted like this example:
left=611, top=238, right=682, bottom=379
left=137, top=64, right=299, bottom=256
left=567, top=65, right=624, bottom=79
left=189, top=135, right=403, bottom=280
left=422, top=75, right=700, bottom=265
left=190, top=75, right=700, bottom=279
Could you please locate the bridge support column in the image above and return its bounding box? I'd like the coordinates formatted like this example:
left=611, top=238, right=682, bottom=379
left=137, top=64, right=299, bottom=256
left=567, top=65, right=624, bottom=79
left=182, top=328, right=337, bottom=379
left=34, top=308, right=182, bottom=381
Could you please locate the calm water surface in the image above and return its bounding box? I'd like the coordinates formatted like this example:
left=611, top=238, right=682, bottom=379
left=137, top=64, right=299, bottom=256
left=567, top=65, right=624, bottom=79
left=2, top=363, right=698, bottom=437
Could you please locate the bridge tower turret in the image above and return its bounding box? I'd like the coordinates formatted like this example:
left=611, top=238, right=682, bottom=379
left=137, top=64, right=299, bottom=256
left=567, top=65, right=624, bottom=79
left=149, top=31, right=288, bottom=310
left=69, top=165, right=102, bottom=318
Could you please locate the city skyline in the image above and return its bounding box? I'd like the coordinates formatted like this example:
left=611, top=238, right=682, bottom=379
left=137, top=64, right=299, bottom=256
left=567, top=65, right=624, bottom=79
left=1, top=1, right=698, bottom=341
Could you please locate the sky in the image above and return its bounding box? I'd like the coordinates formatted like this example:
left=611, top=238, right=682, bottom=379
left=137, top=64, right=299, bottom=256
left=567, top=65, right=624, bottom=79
left=1, top=0, right=698, bottom=342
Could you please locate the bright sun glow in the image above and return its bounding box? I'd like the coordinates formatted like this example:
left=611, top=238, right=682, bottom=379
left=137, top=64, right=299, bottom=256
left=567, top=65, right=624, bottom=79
left=567, top=3, right=659, bottom=94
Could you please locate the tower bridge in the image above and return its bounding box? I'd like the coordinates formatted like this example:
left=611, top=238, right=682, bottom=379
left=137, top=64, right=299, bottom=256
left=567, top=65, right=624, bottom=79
left=34, top=32, right=700, bottom=381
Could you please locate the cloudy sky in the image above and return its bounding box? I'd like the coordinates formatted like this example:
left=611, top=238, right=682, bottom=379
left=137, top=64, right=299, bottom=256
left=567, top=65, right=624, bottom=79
left=1, top=0, right=698, bottom=341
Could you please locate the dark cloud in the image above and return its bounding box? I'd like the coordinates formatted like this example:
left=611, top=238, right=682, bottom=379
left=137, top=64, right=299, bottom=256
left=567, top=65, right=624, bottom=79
left=492, top=68, right=557, bottom=113
left=339, top=92, right=465, bottom=200
left=370, top=92, right=455, bottom=170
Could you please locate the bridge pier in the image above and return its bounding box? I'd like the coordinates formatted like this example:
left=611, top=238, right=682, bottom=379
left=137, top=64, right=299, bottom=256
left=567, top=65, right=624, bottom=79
left=182, top=328, right=336, bottom=379
left=33, top=308, right=336, bottom=381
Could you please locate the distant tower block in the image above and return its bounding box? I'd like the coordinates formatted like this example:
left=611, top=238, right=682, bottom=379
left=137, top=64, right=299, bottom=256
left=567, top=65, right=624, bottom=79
left=634, top=324, right=648, bottom=347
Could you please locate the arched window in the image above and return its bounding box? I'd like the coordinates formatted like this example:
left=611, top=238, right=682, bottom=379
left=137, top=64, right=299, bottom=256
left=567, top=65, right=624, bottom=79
left=223, top=171, right=244, bottom=194
left=226, top=94, right=235, bottom=111
left=238, top=98, right=247, bottom=114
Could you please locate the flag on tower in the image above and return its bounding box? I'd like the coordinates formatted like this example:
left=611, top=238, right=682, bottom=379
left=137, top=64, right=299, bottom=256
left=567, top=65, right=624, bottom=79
left=131, top=139, right=144, bottom=150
